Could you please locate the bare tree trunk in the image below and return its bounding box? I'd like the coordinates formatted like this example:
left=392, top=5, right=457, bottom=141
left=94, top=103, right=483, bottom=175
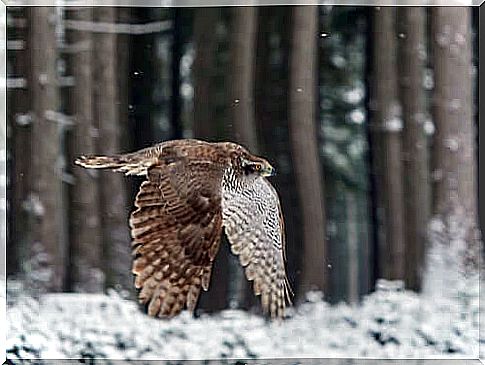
left=288, top=6, right=327, bottom=296
left=117, top=7, right=134, bottom=153
left=479, top=0, right=485, bottom=257
left=27, top=8, right=64, bottom=292
left=431, top=7, right=477, bottom=218
left=228, top=6, right=258, bottom=309
left=171, top=8, right=183, bottom=139
left=93, top=8, right=132, bottom=291
left=131, top=8, right=156, bottom=148
left=397, top=7, right=430, bottom=291
left=430, top=7, right=480, bottom=265
left=346, top=190, right=359, bottom=303
left=8, top=8, right=31, bottom=277
left=192, top=8, right=219, bottom=140
left=67, top=8, right=104, bottom=293
left=229, top=7, right=258, bottom=152
left=191, top=8, right=229, bottom=313
left=370, top=7, right=406, bottom=280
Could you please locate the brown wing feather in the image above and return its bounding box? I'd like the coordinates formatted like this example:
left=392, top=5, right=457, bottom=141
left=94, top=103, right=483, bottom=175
left=130, top=159, right=224, bottom=318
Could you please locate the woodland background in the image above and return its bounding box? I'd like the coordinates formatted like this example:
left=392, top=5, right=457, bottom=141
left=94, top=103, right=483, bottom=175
left=5, top=6, right=481, bottom=314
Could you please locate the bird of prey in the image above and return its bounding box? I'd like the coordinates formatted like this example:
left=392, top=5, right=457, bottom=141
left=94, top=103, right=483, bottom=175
left=75, top=139, right=292, bottom=318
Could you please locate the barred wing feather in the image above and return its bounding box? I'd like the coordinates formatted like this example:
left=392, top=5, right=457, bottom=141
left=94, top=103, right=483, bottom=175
left=222, top=176, right=292, bottom=318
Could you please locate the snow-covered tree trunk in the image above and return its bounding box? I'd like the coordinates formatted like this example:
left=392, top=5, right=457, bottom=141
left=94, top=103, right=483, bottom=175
left=66, top=8, right=104, bottom=293
left=430, top=7, right=477, bottom=223
left=423, top=7, right=481, bottom=297
left=369, top=7, right=406, bottom=281
left=28, top=7, right=65, bottom=292
left=288, top=6, right=328, bottom=297
left=397, top=7, right=430, bottom=291
left=92, top=8, right=132, bottom=292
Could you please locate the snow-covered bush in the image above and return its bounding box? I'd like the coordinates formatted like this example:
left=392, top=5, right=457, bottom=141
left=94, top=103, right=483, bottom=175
left=6, top=274, right=479, bottom=362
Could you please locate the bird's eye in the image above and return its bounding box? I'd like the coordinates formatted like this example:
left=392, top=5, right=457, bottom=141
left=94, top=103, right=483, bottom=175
left=255, top=164, right=261, bottom=171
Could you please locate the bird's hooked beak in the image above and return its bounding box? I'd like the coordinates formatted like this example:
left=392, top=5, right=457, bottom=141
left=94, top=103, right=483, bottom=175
left=261, top=163, right=276, bottom=177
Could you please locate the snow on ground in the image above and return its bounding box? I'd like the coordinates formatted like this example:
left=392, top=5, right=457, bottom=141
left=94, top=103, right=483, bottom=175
left=6, top=276, right=480, bottom=363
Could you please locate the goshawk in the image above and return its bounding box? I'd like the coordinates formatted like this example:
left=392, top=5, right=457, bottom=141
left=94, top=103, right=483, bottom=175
left=75, top=139, right=292, bottom=318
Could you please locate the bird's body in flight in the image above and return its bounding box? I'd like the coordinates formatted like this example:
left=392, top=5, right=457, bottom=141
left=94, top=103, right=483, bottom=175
left=75, top=139, right=291, bottom=318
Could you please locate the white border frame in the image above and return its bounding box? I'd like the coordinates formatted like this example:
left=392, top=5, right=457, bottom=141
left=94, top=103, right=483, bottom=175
left=1, top=2, right=482, bottom=364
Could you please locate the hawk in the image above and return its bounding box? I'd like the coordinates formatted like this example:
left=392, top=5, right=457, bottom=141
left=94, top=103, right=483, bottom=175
left=75, top=139, right=292, bottom=318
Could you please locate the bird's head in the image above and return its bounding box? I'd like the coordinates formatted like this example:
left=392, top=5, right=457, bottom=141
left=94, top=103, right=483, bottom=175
left=240, top=155, right=276, bottom=177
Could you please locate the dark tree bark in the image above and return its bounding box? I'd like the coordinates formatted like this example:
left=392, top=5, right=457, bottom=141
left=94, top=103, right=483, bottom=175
left=28, top=7, right=65, bottom=291
left=132, top=8, right=156, bottom=149
left=370, top=7, right=406, bottom=280
left=288, top=6, right=328, bottom=297
left=92, top=8, right=132, bottom=291
left=397, top=7, right=430, bottom=291
left=346, top=190, right=359, bottom=303
left=8, top=8, right=31, bottom=277
left=117, top=7, right=134, bottom=153
left=66, top=8, right=104, bottom=293
left=192, top=8, right=219, bottom=140
left=229, top=7, right=258, bottom=153
left=171, top=8, right=183, bottom=139
left=479, top=3, right=485, bottom=256
left=430, top=7, right=480, bottom=265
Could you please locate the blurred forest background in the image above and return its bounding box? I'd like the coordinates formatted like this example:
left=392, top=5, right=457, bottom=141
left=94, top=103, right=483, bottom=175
left=5, top=6, right=481, bottom=314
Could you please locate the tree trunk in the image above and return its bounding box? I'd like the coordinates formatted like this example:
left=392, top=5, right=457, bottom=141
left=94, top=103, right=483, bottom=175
left=370, top=7, right=406, bottom=280
left=431, top=7, right=477, bottom=218
left=0, top=10, right=7, bottom=285
left=191, top=8, right=229, bottom=313
left=397, top=7, right=430, bottom=291
left=66, top=8, right=104, bottom=293
left=131, top=8, right=156, bottom=148
left=192, top=8, right=219, bottom=140
left=117, top=7, right=134, bottom=153
left=430, top=7, right=480, bottom=266
left=171, top=8, right=183, bottom=140
left=288, top=6, right=328, bottom=296
left=8, top=8, right=31, bottom=277
left=479, top=2, right=485, bottom=258
left=346, top=189, right=359, bottom=303
left=228, top=6, right=259, bottom=309
left=229, top=7, right=258, bottom=153
left=92, top=8, right=132, bottom=292
left=27, top=8, right=65, bottom=292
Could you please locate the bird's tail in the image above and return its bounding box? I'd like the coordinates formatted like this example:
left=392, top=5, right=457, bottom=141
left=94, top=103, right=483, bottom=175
left=75, top=152, right=153, bottom=176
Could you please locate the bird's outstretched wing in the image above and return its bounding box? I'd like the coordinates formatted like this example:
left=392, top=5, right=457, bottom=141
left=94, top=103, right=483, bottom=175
left=75, top=143, right=227, bottom=317
left=222, top=177, right=292, bottom=318
left=130, top=160, right=224, bottom=317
